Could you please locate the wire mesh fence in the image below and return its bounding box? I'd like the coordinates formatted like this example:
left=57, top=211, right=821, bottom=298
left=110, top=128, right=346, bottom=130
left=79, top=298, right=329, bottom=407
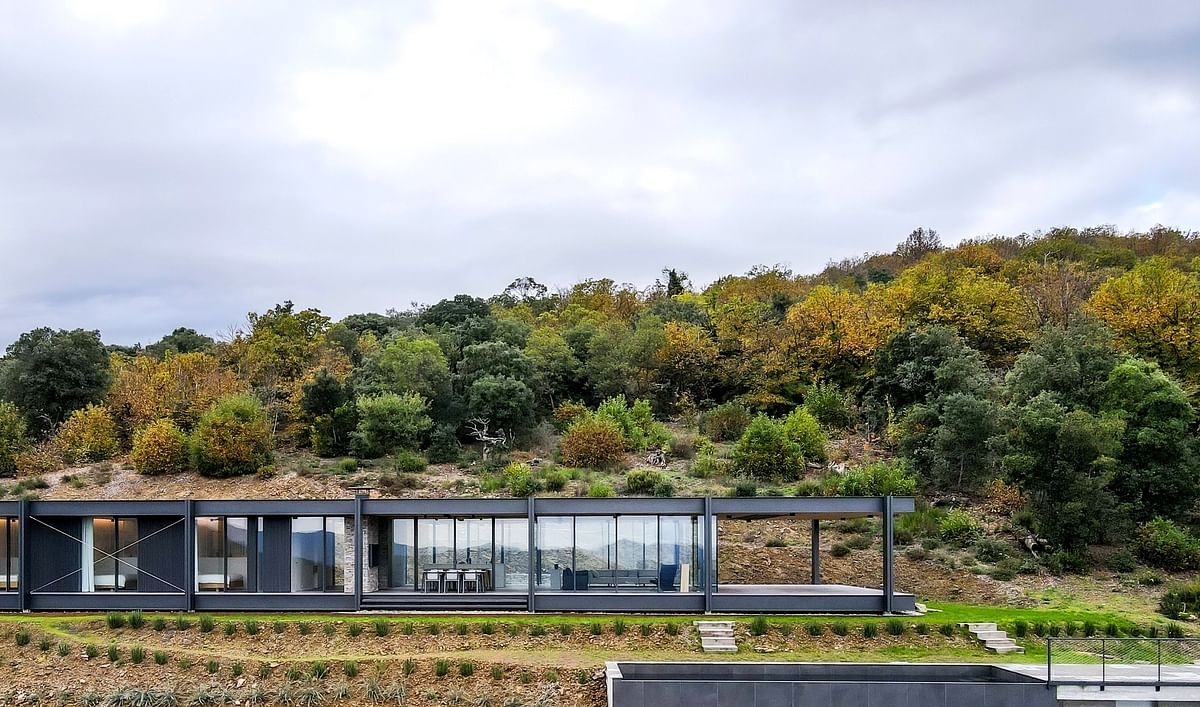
left=1047, top=638, right=1200, bottom=687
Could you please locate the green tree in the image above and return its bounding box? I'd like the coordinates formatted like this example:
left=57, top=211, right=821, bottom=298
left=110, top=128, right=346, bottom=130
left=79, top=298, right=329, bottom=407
left=457, top=341, right=534, bottom=388
left=300, top=369, right=357, bottom=457
left=730, top=415, right=804, bottom=480
left=524, top=327, right=582, bottom=408
left=191, top=394, right=273, bottom=477
left=781, top=407, right=828, bottom=462
left=144, top=327, right=215, bottom=359
left=464, top=375, right=536, bottom=435
left=131, top=419, right=189, bottom=475
left=1005, top=317, right=1119, bottom=410
left=0, top=328, right=111, bottom=435
left=351, top=393, right=432, bottom=458
left=0, top=401, right=28, bottom=477
left=356, top=337, right=451, bottom=401
left=1001, top=394, right=1125, bottom=548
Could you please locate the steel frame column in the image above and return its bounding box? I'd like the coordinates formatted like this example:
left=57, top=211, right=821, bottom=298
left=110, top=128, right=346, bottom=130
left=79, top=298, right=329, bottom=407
left=183, top=500, right=194, bottom=612
left=882, top=495, right=894, bottom=614
left=703, top=496, right=713, bottom=614
left=810, top=519, right=821, bottom=585
left=353, top=494, right=364, bottom=609
left=526, top=497, right=535, bottom=613
left=18, top=498, right=29, bottom=612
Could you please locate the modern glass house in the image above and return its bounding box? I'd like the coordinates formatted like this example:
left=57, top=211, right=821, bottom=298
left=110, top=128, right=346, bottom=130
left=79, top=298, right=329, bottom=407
left=0, top=495, right=915, bottom=614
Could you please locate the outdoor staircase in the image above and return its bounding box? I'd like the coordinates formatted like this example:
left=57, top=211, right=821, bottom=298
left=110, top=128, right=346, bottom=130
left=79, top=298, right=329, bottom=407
left=694, top=620, right=737, bottom=653
left=962, top=622, right=1024, bottom=654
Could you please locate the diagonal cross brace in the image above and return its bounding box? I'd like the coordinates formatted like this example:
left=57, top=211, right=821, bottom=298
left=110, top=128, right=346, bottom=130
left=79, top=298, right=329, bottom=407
left=28, top=515, right=186, bottom=594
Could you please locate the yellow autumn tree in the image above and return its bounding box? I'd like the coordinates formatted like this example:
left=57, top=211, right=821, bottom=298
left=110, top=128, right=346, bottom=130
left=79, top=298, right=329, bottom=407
left=655, top=321, right=718, bottom=403
left=108, top=352, right=245, bottom=436
left=1088, top=257, right=1200, bottom=383
left=780, top=285, right=898, bottom=387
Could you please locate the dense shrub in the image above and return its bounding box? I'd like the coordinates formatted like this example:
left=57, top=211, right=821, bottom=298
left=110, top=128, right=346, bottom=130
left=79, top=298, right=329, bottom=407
left=804, top=382, right=851, bottom=430
left=351, top=393, right=432, bottom=458
left=973, top=538, right=1009, bottom=563
left=503, top=463, right=540, bottom=497
left=689, top=453, right=726, bottom=479
left=0, top=401, right=28, bottom=477
left=730, top=415, right=804, bottom=480
left=552, top=401, right=590, bottom=432
left=669, top=434, right=698, bottom=460
left=131, top=419, right=189, bottom=475
left=1135, top=518, right=1200, bottom=571
left=830, top=543, right=850, bottom=557
left=391, top=450, right=427, bottom=473
left=587, top=481, right=615, bottom=498
left=938, top=509, right=982, bottom=546
left=700, top=402, right=751, bottom=442
left=781, top=408, right=828, bottom=462
left=542, top=467, right=569, bottom=491
left=625, top=468, right=675, bottom=497
left=423, top=425, right=461, bottom=464
left=55, top=404, right=118, bottom=463
left=832, top=460, right=917, bottom=496
left=1045, top=549, right=1092, bottom=575
left=731, top=480, right=757, bottom=497
left=190, top=395, right=273, bottom=477
left=1159, top=581, right=1200, bottom=620
left=594, top=396, right=670, bottom=451
left=560, top=417, right=625, bottom=469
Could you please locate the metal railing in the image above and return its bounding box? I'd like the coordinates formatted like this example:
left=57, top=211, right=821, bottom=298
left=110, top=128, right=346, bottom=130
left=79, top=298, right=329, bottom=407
left=1047, top=637, right=1200, bottom=690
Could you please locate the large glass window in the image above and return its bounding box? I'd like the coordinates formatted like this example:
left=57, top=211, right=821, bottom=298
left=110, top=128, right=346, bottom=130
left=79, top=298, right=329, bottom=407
left=659, top=516, right=700, bottom=592
left=0, top=518, right=16, bottom=591
left=417, top=518, right=453, bottom=573
left=291, top=517, right=345, bottom=592
left=91, top=517, right=137, bottom=591
left=574, top=517, right=615, bottom=574
left=617, top=516, right=657, bottom=572
left=197, top=517, right=253, bottom=591
left=455, top=519, right=492, bottom=567
left=387, top=519, right=415, bottom=589
left=494, top=518, right=528, bottom=590
left=535, top=516, right=572, bottom=589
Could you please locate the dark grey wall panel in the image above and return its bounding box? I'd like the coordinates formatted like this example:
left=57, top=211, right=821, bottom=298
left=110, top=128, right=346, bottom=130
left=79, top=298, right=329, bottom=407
left=29, top=501, right=186, bottom=516
left=259, top=516, right=291, bottom=592
left=194, top=592, right=356, bottom=612
left=28, top=517, right=82, bottom=592
left=535, top=497, right=706, bottom=516
left=137, top=516, right=185, bottom=593
left=0, top=594, right=19, bottom=610
left=709, top=592, right=916, bottom=614
left=30, top=593, right=186, bottom=611
left=193, top=500, right=353, bottom=516
left=533, top=592, right=705, bottom=613
left=364, top=499, right=528, bottom=517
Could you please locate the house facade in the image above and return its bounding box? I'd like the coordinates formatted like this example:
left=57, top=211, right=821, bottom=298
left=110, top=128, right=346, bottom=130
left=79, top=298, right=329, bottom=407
left=0, top=495, right=914, bottom=614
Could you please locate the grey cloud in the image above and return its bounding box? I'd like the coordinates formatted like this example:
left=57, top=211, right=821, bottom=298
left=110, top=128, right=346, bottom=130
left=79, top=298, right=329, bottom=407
left=0, top=0, right=1198, bottom=345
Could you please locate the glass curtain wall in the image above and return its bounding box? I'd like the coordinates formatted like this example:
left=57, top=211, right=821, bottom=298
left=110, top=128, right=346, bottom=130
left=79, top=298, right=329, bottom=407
left=0, top=518, right=16, bottom=591
left=387, top=519, right=415, bottom=589
left=535, top=515, right=701, bottom=592
left=494, top=518, right=528, bottom=590
left=196, top=517, right=257, bottom=591
left=455, top=519, right=492, bottom=566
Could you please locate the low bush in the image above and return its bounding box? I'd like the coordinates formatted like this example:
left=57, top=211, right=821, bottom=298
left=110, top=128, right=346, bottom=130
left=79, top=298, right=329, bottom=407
left=130, top=645, right=145, bottom=664
left=862, top=623, right=878, bottom=639
left=587, top=481, right=615, bottom=498
left=885, top=619, right=906, bottom=636
left=1108, top=547, right=1138, bottom=573
left=56, top=404, right=118, bottom=463
left=154, top=650, right=168, bottom=665
left=904, top=546, right=928, bottom=561
left=374, top=619, right=389, bottom=637
left=806, top=622, right=823, bottom=636
left=750, top=616, right=768, bottom=636
left=1159, top=581, right=1200, bottom=620
left=804, top=382, right=851, bottom=430
left=938, top=509, right=982, bottom=546
left=700, top=402, right=751, bottom=442
left=503, top=462, right=540, bottom=497
left=988, top=558, right=1021, bottom=581
left=625, top=468, right=674, bottom=497
left=191, top=395, right=273, bottom=477
left=560, top=417, right=625, bottom=469
left=833, top=460, right=917, bottom=496
left=542, top=468, right=569, bottom=491
left=844, top=535, right=872, bottom=551
left=793, top=479, right=822, bottom=497
left=938, top=623, right=954, bottom=637
left=14, top=629, right=30, bottom=646
left=731, top=480, right=757, bottom=497
left=974, top=538, right=1009, bottom=563
left=832, top=621, right=849, bottom=637
left=106, top=612, right=126, bottom=629
left=391, top=450, right=427, bottom=473
left=1136, top=517, right=1200, bottom=571
left=424, top=425, right=461, bottom=464
left=1046, top=549, right=1091, bottom=575
left=689, top=454, right=727, bottom=479
left=131, top=420, right=189, bottom=475
left=830, top=543, right=850, bottom=558
left=669, top=435, right=697, bottom=460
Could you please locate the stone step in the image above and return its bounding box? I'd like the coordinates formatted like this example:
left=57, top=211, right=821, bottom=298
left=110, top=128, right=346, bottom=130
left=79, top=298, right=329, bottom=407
left=698, top=628, right=734, bottom=636
left=702, top=645, right=738, bottom=653
left=963, top=622, right=997, bottom=631
left=974, top=631, right=1007, bottom=640
left=702, top=638, right=737, bottom=647
left=695, top=621, right=734, bottom=629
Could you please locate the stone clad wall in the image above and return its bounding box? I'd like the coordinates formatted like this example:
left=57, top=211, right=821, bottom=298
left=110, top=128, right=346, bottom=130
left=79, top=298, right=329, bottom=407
left=342, top=517, right=380, bottom=593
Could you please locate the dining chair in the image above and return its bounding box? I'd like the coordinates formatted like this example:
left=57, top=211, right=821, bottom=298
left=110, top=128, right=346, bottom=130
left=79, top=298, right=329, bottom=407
left=443, top=569, right=462, bottom=593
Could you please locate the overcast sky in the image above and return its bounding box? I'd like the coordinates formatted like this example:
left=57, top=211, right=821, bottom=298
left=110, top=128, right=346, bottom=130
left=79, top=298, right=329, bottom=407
left=1, top=1, right=1199, bottom=346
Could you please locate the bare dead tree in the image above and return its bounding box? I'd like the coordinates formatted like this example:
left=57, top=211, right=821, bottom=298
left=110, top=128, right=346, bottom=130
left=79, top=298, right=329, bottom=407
left=465, top=418, right=513, bottom=461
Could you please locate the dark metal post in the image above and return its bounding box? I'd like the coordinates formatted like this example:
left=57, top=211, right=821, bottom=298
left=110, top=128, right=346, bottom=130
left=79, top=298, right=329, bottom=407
left=1101, top=638, right=1106, bottom=690
left=353, top=494, right=364, bottom=609
left=703, top=496, right=713, bottom=614
left=526, top=497, right=536, bottom=613
left=882, top=495, right=894, bottom=614
left=810, top=519, right=821, bottom=585
left=18, top=498, right=28, bottom=612
left=1045, top=638, right=1052, bottom=688
left=183, top=500, right=194, bottom=612
left=1157, top=640, right=1162, bottom=691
